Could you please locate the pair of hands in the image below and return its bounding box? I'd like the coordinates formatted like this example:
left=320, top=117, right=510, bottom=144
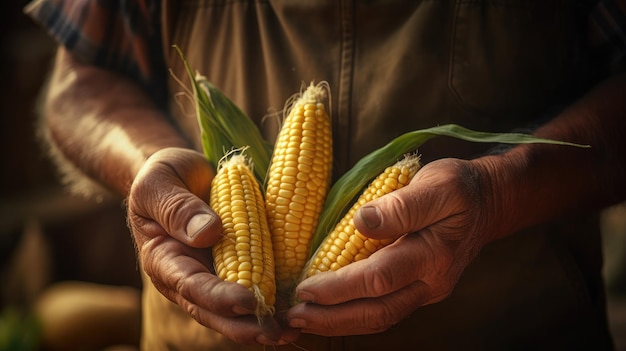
left=127, top=147, right=497, bottom=346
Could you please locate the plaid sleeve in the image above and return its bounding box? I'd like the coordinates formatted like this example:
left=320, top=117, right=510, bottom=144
left=24, top=0, right=168, bottom=104
left=588, top=0, right=626, bottom=75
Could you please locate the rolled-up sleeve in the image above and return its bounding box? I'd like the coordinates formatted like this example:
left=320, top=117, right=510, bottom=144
left=25, top=0, right=168, bottom=103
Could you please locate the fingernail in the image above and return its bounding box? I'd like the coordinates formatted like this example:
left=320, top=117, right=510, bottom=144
left=359, top=206, right=381, bottom=229
left=289, top=318, right=307, bottom=328
left=232, top=305, right=254, bottom=315
left=297, top=290, right=315, bottom=303
left=186, top=213, right=215, bottom=238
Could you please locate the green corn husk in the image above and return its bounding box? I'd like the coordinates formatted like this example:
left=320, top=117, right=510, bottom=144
left=308, top=124, right=590, bottom=257
left=171, top=52, right=590, bottom=260
left=175, top=46, right=273, bottom=184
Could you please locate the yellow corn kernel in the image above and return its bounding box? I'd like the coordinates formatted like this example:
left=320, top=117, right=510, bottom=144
left=266, top=82, right=333, bottom=290
left=210, top=153, right=275, bottom=319
left=305, top=155, right=421, bottom=277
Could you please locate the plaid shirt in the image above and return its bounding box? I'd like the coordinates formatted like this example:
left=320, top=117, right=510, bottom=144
left=25, top=0, right=626, bottom=104
left=25, top=0, right=167, bottom=103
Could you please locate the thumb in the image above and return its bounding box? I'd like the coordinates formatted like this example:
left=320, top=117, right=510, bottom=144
left=128, top=148, right=223, bottom=248
left=353, top=158, right=476, bottom=241
left=163, top=191, right=222, bottom=248
left=352, top=185, right=424, bottom=240
left=352, top=161, right=457, bottom=240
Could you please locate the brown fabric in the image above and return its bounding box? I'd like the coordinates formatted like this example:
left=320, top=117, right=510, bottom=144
left=162, top=0, right=583, bottom=171
left=137, top=1, right=613, bottom=350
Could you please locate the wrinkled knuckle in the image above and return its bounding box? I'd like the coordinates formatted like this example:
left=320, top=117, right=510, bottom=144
left=140, top=236, right=166, bottom=267
left=385, top=193, right=415, bottom=229
left=129, top=170, right=156, bottom=204
left=126, top=193, right=144, bottom=223
left=162, top=193, right=187, bottom=216
left=127, top=211, right=150, bottom=240
left=366, top=304, right=401, bottom=333
left=368, top=267, right=395, bottom=297
left=182, top=300, right=218, bottom=336
left=319, top=311, right=341, bottom=331
left=185, top=301, right=201, bottom=321
left=175, top=273, right=194, bottom=300
left=139, top=240, right=158, bottom=273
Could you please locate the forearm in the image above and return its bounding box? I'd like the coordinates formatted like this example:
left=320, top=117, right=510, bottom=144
left=479, top=71, right=626, bottom=242
left=43, top=47, right=190, bottom=196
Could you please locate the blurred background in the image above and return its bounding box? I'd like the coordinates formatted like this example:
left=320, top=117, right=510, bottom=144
left=0, top=1, right=625, bottom=351
left=1, top=2, right=141, bottom=350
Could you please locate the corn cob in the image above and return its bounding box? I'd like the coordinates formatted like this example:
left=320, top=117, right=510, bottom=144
left=304, top=155, right=421, bottom=277
left=265, top=82, right=333, bottom=290
left=210, top=153, right=275, bottom=319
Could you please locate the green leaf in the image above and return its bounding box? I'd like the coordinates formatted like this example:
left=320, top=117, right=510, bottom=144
left=197, top=78, right=273, bottom=183
left=309, top=124, right=590, bottom=256
left=174, top=46, right=272, bottom=185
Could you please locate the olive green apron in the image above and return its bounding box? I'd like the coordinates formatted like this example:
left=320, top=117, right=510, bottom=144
left=140, top=1, right=613, bottom=349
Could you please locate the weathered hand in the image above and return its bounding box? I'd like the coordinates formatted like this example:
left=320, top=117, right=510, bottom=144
left=126, top=147, right=296, bottom=345
left=287, top=158, right=494, bottom=336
